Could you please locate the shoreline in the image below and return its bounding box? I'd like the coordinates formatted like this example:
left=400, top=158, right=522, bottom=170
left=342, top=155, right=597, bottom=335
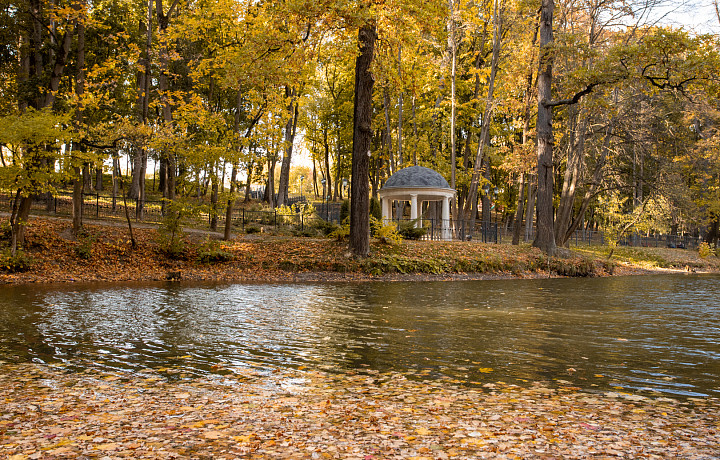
left=1, top=217, right=718, bottom=286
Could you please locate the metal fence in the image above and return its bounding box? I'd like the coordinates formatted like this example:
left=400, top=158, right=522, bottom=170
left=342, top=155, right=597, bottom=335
left=0, top=192, right=167, bottom=223
left=498, top=225, right=702, bottom=249
left=0, top=192, right=704, bottom=248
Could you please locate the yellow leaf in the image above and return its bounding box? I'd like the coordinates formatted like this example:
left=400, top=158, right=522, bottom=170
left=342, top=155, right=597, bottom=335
left=203, top=430, right=223, bottom=439
left=416, top=427, right=431, bottom=436
left=95, top=443, right=118, bottom=451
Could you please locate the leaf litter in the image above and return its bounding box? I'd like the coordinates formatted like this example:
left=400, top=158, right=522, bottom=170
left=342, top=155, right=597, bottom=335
left=1, top=362, right=718, bottom=459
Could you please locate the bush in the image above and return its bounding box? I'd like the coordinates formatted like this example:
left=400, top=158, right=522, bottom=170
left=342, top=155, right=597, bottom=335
left=397, top=220, right=427, bottom=240
left=0, top=222, right=11, bottom=242
left=0, top=250, right=34, bottom=273
left=370, top=217, right=402, bottom=245
left=74, top=230, right=97, bottom=260
left=698, top=242, right=713, bottom=258
left=329, top=223, right=350, bottom=241
left=156, top=199, right=198, bottom=260
left=312, top=219, right=340, bottom=236
left=340, top=199, right=350, bottom=223
left=292, top=228, right=320, bottom=237
left=245, top=225, right=262, bottom=234
left=369, top=197, right=382, bottom=222
left=198, top=238, right=234, bottom=264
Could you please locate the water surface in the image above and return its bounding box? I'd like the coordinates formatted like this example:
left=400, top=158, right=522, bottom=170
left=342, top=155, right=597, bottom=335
left=0, top=274, right=718, bottom=397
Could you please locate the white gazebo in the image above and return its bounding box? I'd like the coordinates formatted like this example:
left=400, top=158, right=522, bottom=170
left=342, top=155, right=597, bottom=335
left=378, top=165, right=456, bottom=240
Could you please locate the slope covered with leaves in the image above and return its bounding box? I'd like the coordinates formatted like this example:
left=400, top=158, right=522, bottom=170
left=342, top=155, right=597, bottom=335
left=0, top=218, right=628, bottom=285
left=2, top=218, right=719, bottom=285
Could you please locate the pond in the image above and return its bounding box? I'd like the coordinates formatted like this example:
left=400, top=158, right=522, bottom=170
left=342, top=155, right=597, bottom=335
left=0, top=274, right=718, bottom=398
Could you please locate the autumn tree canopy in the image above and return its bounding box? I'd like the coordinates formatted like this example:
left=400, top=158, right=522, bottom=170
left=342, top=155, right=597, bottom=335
left=1, top=0, right=719, bottom=251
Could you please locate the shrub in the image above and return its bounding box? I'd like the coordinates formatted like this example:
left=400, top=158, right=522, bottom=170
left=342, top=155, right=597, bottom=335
left=340, top=199, right=350, bottom=223
left=369, top=197, right=382, bottom=221
left=370, top=217, right=402, bottom=245
left=245, top=225, right=262, bottom=234
left=329, top=222, right=350, bottom=241
left=292, top=228, right=319, bottom=237
left=156, top=199, right=199, bottom=260
left=312, top=219, right=340, bottom=236
left=0, top=222, right=11, bottom=241
left=198, top=238, right=234, bottom=264
left=698, top=242, right=712, bottom=259
left=0, top=250, right=34, bottom=273
left=397, top=220, right=427, bottom=240
left=74, top=230, right=97, bottom=260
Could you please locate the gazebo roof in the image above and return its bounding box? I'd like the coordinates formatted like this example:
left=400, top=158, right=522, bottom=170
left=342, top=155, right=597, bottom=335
left=381, top=165, right=452, bottom=190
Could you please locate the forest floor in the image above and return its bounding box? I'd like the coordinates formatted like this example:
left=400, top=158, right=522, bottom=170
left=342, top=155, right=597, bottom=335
left=2, top=217, right=720, bottom=459
left=1, top=216, right=719, bottom=285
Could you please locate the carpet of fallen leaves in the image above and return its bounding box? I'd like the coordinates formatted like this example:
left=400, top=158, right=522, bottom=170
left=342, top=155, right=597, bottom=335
left=1, top=363, right=719, bottom=459
left=2, top=217, right=700, bottom=285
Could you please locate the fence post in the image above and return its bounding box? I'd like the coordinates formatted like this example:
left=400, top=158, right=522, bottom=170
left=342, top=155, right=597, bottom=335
left=96, top=193, right=99, bottom=218
left=242, top=209, right=245, bottom=230
left=274, top=209, right=277, bottom=229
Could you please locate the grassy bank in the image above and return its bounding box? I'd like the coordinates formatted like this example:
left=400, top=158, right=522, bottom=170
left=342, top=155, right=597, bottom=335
left=1, top=217, right=719, bottom=285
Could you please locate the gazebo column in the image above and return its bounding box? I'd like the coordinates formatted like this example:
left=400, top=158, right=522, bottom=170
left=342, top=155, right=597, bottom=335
left=381, top=197, right=391, bottom=224
left=410, top=194, right=419, bottom=227
left=442, top=196, right=451, bottom=240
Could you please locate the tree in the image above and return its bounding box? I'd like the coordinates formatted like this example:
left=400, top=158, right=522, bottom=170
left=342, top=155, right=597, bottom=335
left=349, top=23, right=377, bottom=257
left=533, top=0, right=557, bottom=255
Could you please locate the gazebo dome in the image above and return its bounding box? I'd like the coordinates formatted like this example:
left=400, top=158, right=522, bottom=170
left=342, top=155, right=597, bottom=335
left=382, top=165, right=452, bottom=190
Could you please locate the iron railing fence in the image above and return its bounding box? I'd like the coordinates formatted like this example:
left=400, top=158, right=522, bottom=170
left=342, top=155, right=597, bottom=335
left=0, top=192, right=703, bottom=248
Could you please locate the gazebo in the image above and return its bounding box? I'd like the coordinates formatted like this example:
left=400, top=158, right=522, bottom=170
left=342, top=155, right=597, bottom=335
left=378, top=165, right=456, bottom=240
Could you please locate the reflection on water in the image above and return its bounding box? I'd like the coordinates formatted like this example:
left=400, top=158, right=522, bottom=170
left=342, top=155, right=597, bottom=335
left=0, top=274, right=718, bottom=397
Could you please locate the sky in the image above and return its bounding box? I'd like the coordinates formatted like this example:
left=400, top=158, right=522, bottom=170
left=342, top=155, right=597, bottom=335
left=653, top=0, right=719, bottom=33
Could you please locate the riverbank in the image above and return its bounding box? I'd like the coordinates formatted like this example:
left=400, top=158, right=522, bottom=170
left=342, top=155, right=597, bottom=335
left=1, top=217, right=718, bottom=285
left=2, top=362, right=718, bottom=459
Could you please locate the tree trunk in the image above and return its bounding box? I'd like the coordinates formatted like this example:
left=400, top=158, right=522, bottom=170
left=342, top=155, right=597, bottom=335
left=383, top=87, right=395, bottom=175
left=555, top=112, right=585, bottom=246
left=72, top=163, right=84, bottom=233
left=13, top=196, right=33, bottom=253
left=349, top=23, right=377, bottom=257
left=95, top=168, right=103, bottom=191
left=210, top=171, right=219, bottom=231
left=323, top=129, right=332, bottom=202
left=560, top=119, right=613, bottom=245
left=397, top=45, right=404, bottom=168
left=412, top=95, right=418, bottom=166
left=157, top=0, right=175, bottom=201
left=265, top=151, right=277, bottom=208
left=533, top=0, right=557, bottom=255
left=72, top=1, right=86, bottom=234
left=244, top=157, right=255, bottom=202
left=525, top=177, right=536, bottom=242
left=512, top=174, right=526, bottom=245
left=449, top=0, right=458, bottom=236
left=276, top=86, right=299, bottom=207
left=223, top=162, right=237, bottom=240
left=112, top=156, right=119, bottom=211
left=463, top=0, right=502, bottom=236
